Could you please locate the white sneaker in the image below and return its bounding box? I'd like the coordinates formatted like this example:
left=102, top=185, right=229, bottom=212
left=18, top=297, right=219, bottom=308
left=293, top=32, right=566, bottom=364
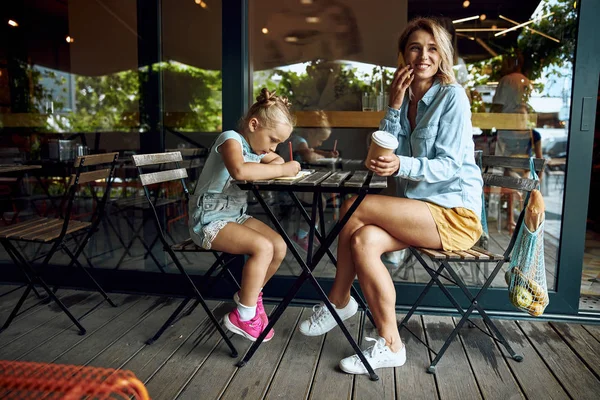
left=298, top=296, right=358, bottom=336
left=339, top=337, right=406, bottom=375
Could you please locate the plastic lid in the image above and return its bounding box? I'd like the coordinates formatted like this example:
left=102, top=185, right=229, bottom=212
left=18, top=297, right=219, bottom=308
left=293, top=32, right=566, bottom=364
left=371, top=130, right=399, bottom=150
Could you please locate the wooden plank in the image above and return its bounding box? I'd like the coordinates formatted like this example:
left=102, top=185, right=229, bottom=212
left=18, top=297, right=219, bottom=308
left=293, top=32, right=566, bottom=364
left=369, top=174, right=388, bottom=189
left=74, top=152, right=119, bottom=167
left=309, top=308, right=360, bottom=400
left=166, top=148, right=207, bottom=157
left=321, top=171, right=351, bottom=187
left=139, top=168, right=188, bottom=186
left=0, top=165, right=42, bottom=174
left=482, top=156, right=545, bottom=173
left=220, top=307, right=303, bottom=400
left=265, top=308, right=324, bottom=399
left=483, top=174, right=538, bottom=192
left=24, top=221, right=90, bottom=242
left=68, top=168, right=111, bottom=186
left=353, top=313, right=395, bottom=400
left=455, top=250, right=476, bottom=260
left=17, top=294, right=139, bottom=363
left=518, top=320, right=600, bottom=400
left=416, top=247, right=447, bottom=260
left=489, top=320, right=569, bottom=399
left=472, top=113, right=538, bottom=130
left=133, top=152, right=183, bottom=167
left=270, top=170, right=316, bottom=186
left=550, top=322, right=600, bottom=378
left=471, top=246, right=504, bottom=261
left=176, top=305, right=276, bottom=400
left=123, top=301, right=227, bottom=400
left=8, top=219, right=63, bottom=240
left=395, top=315, right=438, bottom=400
left=344, top=171, right=369, bottom=187
left=297, top=170, right=332, bottom=186
left=458, top=318, right=524, bottom=399
left=422, top=315, right=481, bottom=399
left=120, top=300, right=222, bottom=383
left=465, top=248, right=490, bottom=260
left=0, top=292, right=101, bottom=359
left=50, top=297, right=168, bottom=367
left=582, top=324, right=600, bottom=342
left=85, top=297, right=179, bottom=368
left=0, top=217, right=48, bottom=235
left=0, top=290, right=94, bottom=349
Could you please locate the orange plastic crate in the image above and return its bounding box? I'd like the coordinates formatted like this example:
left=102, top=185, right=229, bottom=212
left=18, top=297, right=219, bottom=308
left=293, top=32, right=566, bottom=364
left=0, top=360, right=149, bottom=400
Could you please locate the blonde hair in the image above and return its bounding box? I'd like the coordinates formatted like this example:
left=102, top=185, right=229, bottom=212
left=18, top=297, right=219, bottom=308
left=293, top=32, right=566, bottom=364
left=240, top=88, right=295, bottom=132
left=296, top=110, right=331, bottom=140
left=397, top=18, right=456, bottom=85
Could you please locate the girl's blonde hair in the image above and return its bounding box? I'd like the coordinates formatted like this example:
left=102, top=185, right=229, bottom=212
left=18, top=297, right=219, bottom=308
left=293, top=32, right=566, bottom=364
left=240, top=88, right=295, bottom=131
left=397, top=18, right=456, bottom=85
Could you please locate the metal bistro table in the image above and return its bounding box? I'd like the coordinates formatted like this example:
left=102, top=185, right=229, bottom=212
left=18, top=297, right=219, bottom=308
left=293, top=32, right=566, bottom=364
left=234, top=169, right=387, bottom=381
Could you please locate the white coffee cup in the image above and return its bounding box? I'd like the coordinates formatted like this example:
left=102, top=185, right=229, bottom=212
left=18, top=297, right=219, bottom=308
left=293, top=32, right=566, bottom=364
left=366, top=130, right=399, bottom=162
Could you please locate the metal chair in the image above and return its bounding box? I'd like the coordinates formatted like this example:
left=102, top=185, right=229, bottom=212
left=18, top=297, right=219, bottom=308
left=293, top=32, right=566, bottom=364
left=131, top=151, right=238, bottom=356
left=399, top=156, right=546, bottom=373
left=0, top=153, right=120, bottom=335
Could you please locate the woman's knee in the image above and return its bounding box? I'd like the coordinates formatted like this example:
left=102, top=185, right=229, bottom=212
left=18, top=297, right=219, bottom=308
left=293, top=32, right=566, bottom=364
left=350, top=226, right=385, bottom=256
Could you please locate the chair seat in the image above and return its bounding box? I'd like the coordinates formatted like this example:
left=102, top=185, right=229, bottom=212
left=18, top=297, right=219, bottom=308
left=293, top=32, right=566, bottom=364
left=0, top=217, right=91, bottom=242
left=415, top=246, right=505, bottom=262
left=170, top=237, right=210, bottom=252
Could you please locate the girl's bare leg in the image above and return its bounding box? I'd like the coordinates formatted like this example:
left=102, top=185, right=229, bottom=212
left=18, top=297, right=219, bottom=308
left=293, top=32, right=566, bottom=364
left=210, top=222, right=275, bottom=307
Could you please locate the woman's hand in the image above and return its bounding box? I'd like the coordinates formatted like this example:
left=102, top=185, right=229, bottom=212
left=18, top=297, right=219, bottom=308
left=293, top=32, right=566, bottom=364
left=389, top=65, right=414, bottom=110
left=366, top=155, right=400, bottom=176
left=281, top=161, right=301, bottom=176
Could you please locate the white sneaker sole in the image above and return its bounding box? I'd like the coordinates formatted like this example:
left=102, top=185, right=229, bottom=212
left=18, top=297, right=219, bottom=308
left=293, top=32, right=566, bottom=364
left=223, top=315, right=273, bottom=342
left=299, top=305, right=358, bottom=337
left=339, top=348, right=407, bottom=375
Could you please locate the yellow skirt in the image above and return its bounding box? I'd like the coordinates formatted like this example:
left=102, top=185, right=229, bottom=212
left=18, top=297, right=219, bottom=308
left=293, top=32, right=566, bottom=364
left=425, top=203, right=482, bottom=251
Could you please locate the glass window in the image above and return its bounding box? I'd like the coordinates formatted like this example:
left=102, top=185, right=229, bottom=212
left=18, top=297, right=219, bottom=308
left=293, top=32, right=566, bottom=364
left=249, top=0, right=579, bottom=293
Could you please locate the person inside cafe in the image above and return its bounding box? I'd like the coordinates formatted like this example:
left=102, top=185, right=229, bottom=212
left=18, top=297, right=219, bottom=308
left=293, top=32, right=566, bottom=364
left=284, top=110, right=339, bottom=251
left=298, top=17, right=483, bottom=374
left=188, top=88, right=301, bottom=342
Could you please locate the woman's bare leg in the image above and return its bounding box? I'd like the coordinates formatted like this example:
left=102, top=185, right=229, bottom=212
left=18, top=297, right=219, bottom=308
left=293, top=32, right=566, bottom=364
left=328, top=195, right=441, bottom=308
left=351, top=225, right=407, bottom=352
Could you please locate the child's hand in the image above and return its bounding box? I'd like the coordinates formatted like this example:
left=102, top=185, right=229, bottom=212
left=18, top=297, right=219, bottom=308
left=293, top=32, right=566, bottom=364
left=329, top=150, right=340, bottom=158
left=281, top=161, right=301, bottom=177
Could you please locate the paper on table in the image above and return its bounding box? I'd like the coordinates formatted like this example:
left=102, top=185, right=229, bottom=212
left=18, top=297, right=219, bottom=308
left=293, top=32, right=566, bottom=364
left=273, top=170, right=313, bottom=181
left=314, top=157, right=341, bottom=163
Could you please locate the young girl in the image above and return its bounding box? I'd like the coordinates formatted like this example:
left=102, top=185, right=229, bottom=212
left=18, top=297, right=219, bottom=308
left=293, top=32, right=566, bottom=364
left=189, top=88, right=301, bottom=341
left=285, top=112, right=339, bottom=250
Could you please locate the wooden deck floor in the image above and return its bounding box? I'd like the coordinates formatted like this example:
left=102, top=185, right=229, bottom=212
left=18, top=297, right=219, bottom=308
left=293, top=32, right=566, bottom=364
left=1, top=285, right=600, bottom=400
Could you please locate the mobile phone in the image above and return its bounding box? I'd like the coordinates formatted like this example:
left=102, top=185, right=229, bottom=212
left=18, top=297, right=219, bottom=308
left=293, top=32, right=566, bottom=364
left=397, top=53, right=406, bottom=68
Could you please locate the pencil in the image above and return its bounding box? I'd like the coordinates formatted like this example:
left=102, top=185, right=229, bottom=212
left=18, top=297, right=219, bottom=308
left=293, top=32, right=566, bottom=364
left=333, top=139, right=338, bottom=154
left=288, top=141, right=293, bottom=162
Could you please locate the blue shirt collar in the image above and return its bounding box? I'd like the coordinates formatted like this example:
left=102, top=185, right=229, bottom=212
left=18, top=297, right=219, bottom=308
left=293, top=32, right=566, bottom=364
left=420, top=79, right=442, bottom=106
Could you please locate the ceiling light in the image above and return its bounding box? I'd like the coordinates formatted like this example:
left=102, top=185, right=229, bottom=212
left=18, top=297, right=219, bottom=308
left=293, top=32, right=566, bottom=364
left=456, top=28, right=505, bottom=32
left=453, top=15, right=479, bottom=24
left=8, top=19, right=18, bottom=27
left=195, top=0, right=207, bottom=8
left=284, top=36, right=299, bottom=43
left=301, top=0, right=313, bottom=4
left=499, top=15, right=560, bottom=43
left=495, top=12, right=554, bottom=37
left=306, top=16, right=320, bottom=23
left=480, top=14, right=487, bottom=21
left=262, top=27, right=269, bottom=34
left=66, top=36, right=74, bottom=43
left=463, top=1, right=470, bottom=8
left=195, top=0, right=201, bottom=3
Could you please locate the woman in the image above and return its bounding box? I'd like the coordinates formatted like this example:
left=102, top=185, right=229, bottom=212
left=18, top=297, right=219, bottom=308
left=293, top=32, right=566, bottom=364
left=298, top=18, right=483, bottom=374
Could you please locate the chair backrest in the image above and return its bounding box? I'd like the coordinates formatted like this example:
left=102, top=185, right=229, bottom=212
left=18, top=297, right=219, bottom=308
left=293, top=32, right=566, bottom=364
left=480, top=155, right=547, bottom=257
left=131, top=152, right=189, bottom=235
left=59, top=152, right=119, bottom=239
